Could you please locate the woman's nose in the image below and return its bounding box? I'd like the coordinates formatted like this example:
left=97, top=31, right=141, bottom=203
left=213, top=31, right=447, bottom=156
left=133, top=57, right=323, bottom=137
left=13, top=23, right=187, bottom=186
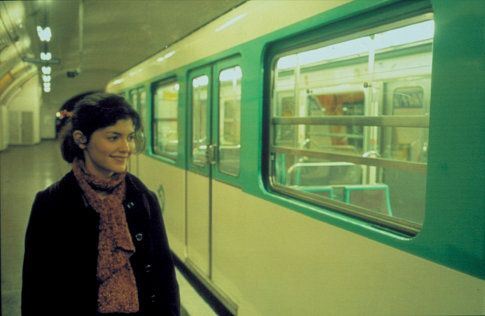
left=119, top=138, right=132, bottom=152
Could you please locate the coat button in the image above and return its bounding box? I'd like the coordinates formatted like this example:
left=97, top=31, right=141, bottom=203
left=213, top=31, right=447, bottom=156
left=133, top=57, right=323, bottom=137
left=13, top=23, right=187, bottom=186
left=150, top=294, right=157, bottom=303
left=135, top=233, right=143, bottom=241
left=126, top=201, right=135, bottom=209
left=144, top=264, right=152, bottom=273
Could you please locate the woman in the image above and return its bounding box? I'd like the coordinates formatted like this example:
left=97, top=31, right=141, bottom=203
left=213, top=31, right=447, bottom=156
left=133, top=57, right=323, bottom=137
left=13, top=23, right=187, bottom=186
left=22, top=93, right=180, bottom=316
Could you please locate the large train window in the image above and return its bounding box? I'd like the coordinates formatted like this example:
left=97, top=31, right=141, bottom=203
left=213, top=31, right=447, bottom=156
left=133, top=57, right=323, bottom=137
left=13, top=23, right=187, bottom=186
left=218, top=66, right=242, bottom=176
left=268, top=15, right=434, bottom=235
left=152, top=79, right=179, bottom=158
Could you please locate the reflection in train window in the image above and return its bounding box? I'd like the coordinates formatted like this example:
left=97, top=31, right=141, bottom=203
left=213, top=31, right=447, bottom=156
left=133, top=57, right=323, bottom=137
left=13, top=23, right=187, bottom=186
left=129, top=87, right=147, bottom=153
left=152, top=80, right=179, bottom=158
left=218, top=66, right=242, bottom=176
left=129, top=87, right=147, bottom=129
left=192, top=75, right=209, bottom=166
left=139, top=88, right=147, bottom=129
left=269, top=16, right=434, bottom=235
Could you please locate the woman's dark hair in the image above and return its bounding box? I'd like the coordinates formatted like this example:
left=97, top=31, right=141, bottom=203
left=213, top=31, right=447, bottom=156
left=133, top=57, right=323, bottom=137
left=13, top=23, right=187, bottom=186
left=60, top=92, right=144, bottom=163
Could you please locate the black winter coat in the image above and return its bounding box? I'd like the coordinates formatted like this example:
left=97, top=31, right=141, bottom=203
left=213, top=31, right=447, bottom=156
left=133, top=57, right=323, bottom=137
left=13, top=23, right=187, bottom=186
left=22, top=171, right=180, bottom=316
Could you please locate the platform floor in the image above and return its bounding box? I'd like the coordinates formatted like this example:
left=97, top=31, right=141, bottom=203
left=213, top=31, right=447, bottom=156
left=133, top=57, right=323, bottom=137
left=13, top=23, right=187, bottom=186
left=0, top=140, right=216, bottom=316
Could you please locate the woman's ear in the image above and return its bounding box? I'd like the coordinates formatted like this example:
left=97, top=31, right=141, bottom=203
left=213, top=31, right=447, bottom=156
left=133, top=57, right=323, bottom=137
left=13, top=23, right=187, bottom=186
left=72, top=130, right=87, bottom=149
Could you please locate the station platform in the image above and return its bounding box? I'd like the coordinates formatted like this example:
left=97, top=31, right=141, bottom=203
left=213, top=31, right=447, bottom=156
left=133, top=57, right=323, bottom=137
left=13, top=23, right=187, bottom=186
left=0, top=140, right=217, bottom=316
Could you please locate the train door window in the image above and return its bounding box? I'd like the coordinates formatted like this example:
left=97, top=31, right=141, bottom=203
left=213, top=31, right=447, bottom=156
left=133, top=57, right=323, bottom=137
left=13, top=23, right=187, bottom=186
left=138, top=87, right=147, bottom=129
left=218, top=66, right=242, bottom=176
left=268, top=15, right=434, bottom=236
left=128, top=87, right=147, bottom=154
left=129, top=87, right=147, bottom=130
left=152, top=79, right=179, bottom=158
left=192, top=75, right=210, bottom=166
left=129, top=89, right=137, bottom=110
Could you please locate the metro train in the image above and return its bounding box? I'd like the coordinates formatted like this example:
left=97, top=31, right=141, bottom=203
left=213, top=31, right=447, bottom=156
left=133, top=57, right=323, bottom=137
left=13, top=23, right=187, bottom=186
left=106, top=0, right=485, bottom=315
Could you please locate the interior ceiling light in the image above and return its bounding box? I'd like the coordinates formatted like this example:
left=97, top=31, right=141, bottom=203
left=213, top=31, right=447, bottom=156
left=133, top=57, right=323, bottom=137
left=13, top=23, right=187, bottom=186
left=277, top=20, right=434, bottom=70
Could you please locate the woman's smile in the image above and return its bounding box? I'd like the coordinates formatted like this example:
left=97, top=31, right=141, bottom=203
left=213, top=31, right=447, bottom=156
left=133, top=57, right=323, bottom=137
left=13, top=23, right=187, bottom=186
left=111, top=156, right=129, bottom=163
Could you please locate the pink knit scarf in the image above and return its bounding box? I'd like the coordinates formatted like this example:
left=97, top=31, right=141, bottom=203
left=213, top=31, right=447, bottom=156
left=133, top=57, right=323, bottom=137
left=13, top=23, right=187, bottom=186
left=72, top=159, right=139, bottom=313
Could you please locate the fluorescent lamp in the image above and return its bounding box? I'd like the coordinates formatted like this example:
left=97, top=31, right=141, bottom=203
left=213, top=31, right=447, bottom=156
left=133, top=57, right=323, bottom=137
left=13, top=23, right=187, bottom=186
left=277, top=20, right=434, bottom=70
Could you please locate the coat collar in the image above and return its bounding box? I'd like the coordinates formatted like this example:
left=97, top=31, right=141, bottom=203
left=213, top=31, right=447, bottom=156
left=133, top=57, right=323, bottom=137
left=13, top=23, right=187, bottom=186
left=57, top=171, right=147, bottom=211
left=58, top=170, right=151, bottom=232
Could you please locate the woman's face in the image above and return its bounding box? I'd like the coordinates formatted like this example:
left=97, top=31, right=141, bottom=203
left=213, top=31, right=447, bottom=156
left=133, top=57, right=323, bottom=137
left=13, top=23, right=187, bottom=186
left=82, top=119, right=135, bottom=179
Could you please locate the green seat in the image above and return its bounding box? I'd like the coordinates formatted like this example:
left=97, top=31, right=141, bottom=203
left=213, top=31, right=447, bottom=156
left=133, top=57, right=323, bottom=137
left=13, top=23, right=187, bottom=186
left=343, top=184, right=393, bottom=216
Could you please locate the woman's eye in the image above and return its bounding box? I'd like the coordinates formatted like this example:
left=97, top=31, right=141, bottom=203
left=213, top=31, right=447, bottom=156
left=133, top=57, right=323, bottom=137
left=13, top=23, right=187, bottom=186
left=108, top=135, right=118, bottom=141
left=128, top=135, right=135, bottom=141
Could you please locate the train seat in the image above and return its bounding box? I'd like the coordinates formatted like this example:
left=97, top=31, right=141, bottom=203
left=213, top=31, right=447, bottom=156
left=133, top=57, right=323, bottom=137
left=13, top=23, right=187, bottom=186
left=343, top=184, right=393, bottom=216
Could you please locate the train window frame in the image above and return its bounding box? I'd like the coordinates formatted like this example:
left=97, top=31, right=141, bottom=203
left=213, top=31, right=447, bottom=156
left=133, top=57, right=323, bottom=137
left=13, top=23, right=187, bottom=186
left=266, top=13, right=434, bottom=236
left=151, top=77, right=180, bottom=160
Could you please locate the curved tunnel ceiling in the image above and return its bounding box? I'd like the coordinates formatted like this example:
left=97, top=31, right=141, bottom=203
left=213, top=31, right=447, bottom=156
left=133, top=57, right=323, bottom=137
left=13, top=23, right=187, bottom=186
left=0, top=1, right=36, bottom=102
left=0, top=0, right=247, bottom=108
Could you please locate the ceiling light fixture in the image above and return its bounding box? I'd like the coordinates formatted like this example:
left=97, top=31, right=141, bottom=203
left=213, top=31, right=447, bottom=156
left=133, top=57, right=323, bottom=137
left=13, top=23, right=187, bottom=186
left=36, top=26, right=52, bottom=42
left=41, top=66, right=51, bottom=75
left=40, top=52, right=52, bottom=61
left=43, top=82, right=51, bottom=92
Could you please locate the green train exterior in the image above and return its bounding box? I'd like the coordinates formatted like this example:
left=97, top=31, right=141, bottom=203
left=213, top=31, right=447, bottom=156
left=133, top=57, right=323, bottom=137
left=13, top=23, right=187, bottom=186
left=109, top=0, right=485, bottom=314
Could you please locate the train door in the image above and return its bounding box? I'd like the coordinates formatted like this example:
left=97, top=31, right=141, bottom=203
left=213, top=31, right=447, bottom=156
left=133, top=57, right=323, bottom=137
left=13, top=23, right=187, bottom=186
left=186, top=58, right=242, bottom=278
left=187, top=66, right=212, bottom=276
